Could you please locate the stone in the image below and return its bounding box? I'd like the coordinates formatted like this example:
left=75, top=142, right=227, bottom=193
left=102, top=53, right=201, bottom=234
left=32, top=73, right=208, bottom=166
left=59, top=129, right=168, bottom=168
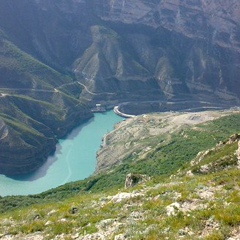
left=114, top=234, right=127, bottom=240
left=70, top=207, right=78, bottom=214
left=125, top=173, right=149, bottom=188
left=47, top=209, right=58, bottom=216
left=33, top=214, right=41, bottom=220
left=235, top=141, right=240, bottom=169
left=166, top=202, right=180, bottom=216
left=45, top=221, right=52, bottom=226
left=111, top=192, right=144, bottom=203
left=227, top=134, right=240, bottom=144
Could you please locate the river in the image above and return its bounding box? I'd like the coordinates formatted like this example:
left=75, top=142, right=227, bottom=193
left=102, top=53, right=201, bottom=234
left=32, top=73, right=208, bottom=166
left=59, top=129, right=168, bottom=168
left=0, top=111, right=123, bottom=196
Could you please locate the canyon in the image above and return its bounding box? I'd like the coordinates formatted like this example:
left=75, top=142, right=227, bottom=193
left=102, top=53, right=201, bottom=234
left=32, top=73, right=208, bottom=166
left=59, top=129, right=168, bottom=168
left=0, top=0, right=240, bottom=174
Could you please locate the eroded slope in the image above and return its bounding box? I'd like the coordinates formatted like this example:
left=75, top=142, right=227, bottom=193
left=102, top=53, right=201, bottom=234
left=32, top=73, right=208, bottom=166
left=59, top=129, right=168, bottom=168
left=96, top=109, right=239, bottom=173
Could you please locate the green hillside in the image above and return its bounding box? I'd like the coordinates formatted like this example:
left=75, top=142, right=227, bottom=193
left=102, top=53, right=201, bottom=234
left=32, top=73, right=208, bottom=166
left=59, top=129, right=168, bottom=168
left=0, top=110, right=240, bottom=239
left=0, top=34, right=92, bottom=175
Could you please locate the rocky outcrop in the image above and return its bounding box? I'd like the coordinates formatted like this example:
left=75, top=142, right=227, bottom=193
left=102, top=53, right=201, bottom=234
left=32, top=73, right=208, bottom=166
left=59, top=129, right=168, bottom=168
left=227, top=134, right=240, bottom=144
left=187, top=133, right=240, bottom=176
left=88, top=0, right=240, bottom=103
left=125, top=173, right=150, bottom=188
left=236, top=140, right=240, bottom=169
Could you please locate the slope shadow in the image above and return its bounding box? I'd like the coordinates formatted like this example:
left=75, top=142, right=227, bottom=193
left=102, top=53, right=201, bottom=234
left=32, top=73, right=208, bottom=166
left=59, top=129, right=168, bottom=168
left=9, top=117, right=94, bottom=182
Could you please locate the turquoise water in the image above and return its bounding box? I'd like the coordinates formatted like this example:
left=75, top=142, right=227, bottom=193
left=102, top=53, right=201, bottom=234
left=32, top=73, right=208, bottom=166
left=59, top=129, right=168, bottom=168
left=0, top=111, right=123, bottom=196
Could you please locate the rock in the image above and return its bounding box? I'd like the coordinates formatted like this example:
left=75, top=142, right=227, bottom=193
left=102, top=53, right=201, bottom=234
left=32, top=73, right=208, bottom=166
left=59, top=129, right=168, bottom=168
left=97, top=219, right=115, bottom=231
left=23, top=234, right=45, bottom=240
left=0, top=234, right=14, bottom=240
left=114, top=234, right=127, bottom=240
left=125, top=173, right=149, bottom=188
left=178, top=228, right=187, bottom=236
left=235, top=141, right=240, bottom=169
left=201, top=217, right=220, bottom=238
left=200, top=164, right=210, bottom=174
left=72, top=233, right=80, bottom=239
left=228, top=226, right=240, bottom=240
left=47, top=209, right=58, bottom=216
left=45, top=221, right=52, bottom=226
left=186, top=170, right=194, bottom=177
left=70, top=207, right=78, bottom=214
left=197, top=188, right=215, bottom=200
left=77, top=233, right=105, bottom=240
left=129, top=211, right=144, bottom=220
left=59, top=218, right=67, bottom=223
left=227, top=134, right=240, bottom=144
left=111, top=192, right=144, bottom=203
left=166, top=202, right=180, bottom=216
left=33, top=214, right=41, bottom=220
left=178, top=227, right=194, bottom=237
left=0, top=233, right=45, bottom=240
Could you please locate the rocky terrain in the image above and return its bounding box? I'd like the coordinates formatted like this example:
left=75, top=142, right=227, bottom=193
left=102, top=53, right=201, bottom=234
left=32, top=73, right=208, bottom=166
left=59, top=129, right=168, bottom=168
left=1, top=1, right=240, bottom=238
left=80, top=0, right=240, bottom=105
left=1, top=0, right=240, bottom=173
left=0, top=120, right=239, bottom=239
left=96, top=109, right=237, bottom=173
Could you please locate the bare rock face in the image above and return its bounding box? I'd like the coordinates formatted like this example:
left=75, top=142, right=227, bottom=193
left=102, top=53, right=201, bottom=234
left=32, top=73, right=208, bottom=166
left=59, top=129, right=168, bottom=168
left=92, top=0, right=240, bottom=103
left=95, top=0, right=240, bottom=48
left=1, top=0, right=240, bottom=104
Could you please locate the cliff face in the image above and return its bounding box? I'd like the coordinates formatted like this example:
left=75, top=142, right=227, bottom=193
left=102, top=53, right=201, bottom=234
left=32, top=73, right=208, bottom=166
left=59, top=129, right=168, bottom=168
left=82, top=0, right=238, bottom=103
left=90, top=0, right=240, bottom=102
left=1, top=0, right=240, bottom=104
left=0, top=0, right=240, bottom=174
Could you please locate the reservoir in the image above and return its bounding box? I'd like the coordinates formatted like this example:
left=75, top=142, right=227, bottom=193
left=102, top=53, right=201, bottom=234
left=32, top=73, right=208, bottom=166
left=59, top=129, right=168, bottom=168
left=0, top=111, right=123, bottom=196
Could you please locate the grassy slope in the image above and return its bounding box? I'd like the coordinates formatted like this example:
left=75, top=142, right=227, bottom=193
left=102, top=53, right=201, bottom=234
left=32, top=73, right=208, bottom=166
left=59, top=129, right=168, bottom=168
left=0, top=33, right=83, bottom=122
left=0, top=111, right=240, bottom=239
left=0, top=37, right=71, bottom=89
left=0, top=120, right=239, bottom=239
left=0, top=32, right=91, bottom=174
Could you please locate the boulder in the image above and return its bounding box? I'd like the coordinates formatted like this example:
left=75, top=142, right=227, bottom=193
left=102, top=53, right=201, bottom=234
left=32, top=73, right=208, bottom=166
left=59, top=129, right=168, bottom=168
left=124, top=173, right=149, bottom=188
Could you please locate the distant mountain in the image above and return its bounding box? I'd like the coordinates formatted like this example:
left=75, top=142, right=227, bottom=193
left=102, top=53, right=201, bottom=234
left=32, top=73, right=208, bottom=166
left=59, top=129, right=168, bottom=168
left=0, top=0, right=240, bottom=174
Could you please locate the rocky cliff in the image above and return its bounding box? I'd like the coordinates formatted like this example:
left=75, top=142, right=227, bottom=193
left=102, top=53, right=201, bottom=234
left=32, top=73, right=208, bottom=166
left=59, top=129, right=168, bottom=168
left=1, top=0, right=240, bottom=104
left=0, top=0, right=240, bottom=174
left=95, top=0, right=240, bottom=103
